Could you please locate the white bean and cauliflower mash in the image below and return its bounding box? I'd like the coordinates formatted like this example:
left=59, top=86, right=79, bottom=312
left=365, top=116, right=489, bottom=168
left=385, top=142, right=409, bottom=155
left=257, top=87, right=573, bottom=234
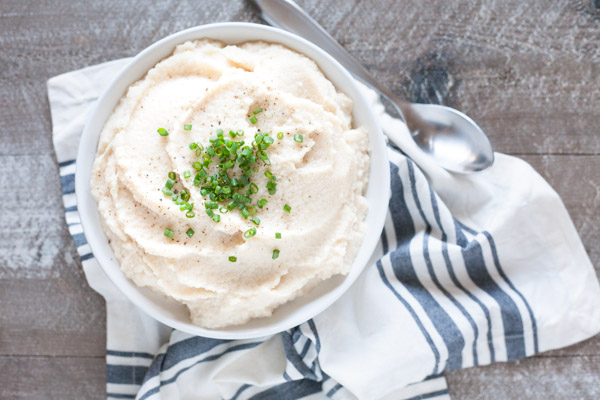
left=91, top=39, right=370, bottom=328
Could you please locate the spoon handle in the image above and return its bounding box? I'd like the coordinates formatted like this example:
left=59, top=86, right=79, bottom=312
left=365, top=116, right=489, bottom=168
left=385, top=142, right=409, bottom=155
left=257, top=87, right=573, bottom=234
left=250, top=0, right=412, bottom=122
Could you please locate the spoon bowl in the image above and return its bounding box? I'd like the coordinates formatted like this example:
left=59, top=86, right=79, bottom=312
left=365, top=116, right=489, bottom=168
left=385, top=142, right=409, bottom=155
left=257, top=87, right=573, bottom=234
left=410, top=103, right=494, bottom=173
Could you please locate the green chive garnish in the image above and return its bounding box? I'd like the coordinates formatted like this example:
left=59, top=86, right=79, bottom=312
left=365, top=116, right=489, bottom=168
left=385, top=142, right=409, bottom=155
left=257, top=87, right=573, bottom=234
left=184, top=124, right=192, bottom=131
left=157, top=128, right=169, bottom=136
left=249, top=115, right=257, bottom=124
left=244, top=227, right=257, bottom=238
left=275, top=232, right=281, bottom=239
left=283, top=204, right=291, bottom=213
left=257, top=198, right=268, bottom=208
left=186, top=228, right=194, bottom=238
left=229, top=256, right=237, bottom=262
left=167, top=128, right=282, bottom=225
left=164, top=228, right=174, bottom=238
left=294, top=134, right=303, bottom=143
left=277, top=132, right=284, bottom=139
left=272, top=249, right=280, bottom=259
left=252, top=108, right=263, bottom=115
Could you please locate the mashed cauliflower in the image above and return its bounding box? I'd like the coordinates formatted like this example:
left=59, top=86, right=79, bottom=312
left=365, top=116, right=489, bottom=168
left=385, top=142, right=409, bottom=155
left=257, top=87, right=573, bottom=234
left=91, top=39, right=369, bottom=328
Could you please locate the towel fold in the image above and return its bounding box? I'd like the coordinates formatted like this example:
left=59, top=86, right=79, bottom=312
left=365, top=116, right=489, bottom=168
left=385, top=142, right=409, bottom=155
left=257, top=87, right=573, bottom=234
left=49, top=58, right=600, bottom=400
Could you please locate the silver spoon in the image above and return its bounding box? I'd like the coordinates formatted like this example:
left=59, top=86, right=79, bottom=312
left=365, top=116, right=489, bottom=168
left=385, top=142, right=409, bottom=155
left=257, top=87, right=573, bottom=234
left=250, top=0, right=494, bottom=173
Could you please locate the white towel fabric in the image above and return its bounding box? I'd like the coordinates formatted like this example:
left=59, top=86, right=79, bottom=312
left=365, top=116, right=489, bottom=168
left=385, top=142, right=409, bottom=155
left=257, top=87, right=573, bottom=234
left=49, top=58, right=600, bottom=400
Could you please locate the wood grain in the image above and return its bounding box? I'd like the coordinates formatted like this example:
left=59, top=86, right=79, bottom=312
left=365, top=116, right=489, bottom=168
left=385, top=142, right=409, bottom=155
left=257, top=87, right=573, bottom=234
left=0, top=0, right=598, bottom=398
left=0, top=356, right=105, bottom=400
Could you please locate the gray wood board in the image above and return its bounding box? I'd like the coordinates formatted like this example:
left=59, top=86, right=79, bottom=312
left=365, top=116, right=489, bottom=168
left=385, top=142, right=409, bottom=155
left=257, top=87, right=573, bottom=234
left=1, top=0, right=599, bottom=398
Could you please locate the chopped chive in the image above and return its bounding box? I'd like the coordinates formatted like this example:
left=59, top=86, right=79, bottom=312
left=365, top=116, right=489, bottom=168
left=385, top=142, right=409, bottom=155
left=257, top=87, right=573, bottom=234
left=162, top=187, right=173, bottom=196
left=157, top=128, right=169, bottom=136
left=249, top=115, right=258, bottom=124
left=186, top=228, right=195, bottom=238
left=212, top=214, right=220, bottom=223
left=257, top=198, right=268, bottom=208
left=183, top=170, right=191, bottom=178
left=277, top=132, right=284, bottom=139
left=184, top=124, right=192, bottom=131
left=229, top=256, right=237, bottom=262
left=275, top=232, right=281, bottom=239
left=189, top=142, right=198, bottom=150
left=241, top=208, right=250, bottom=219
left=164, top=228, right=174, bottom=238
left=165, top=178, right=175, bottom=189
left=205, top=201, right=218, bottom=209
left=168, top=171, right=176, bottom=180
left=283, top=204, right=291, bottom=213
left=294, top=134, right=303, bottom=143
left=272, top=249, right=280, bottom=260
left=186, top=210, right=195, bottom=218
left=252, top=107, right=263, bottom=115
left=250, top=216, right=260, bottom=226
left=244, top=227, right=257, bottom=238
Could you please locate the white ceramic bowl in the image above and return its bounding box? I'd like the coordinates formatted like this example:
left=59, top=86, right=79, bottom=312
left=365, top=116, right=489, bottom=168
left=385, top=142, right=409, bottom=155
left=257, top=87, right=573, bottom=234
left=76, top=22, right=390, bottom=339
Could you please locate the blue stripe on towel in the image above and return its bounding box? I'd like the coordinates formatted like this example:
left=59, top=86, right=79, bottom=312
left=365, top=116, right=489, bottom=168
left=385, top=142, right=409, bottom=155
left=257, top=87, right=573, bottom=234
left=326, top=383, right=342, bottom=397
left=153, top=337, right=229, bottom=372
left=456, top=225, right=526, bottom=360
left=106, top=364, right=148, bottom=385
left=230, top=384, right=251, bottom=400
left=107, top=350, right=155, bottom=359
left=306, top=319, right=321, bottom=353
left=106, top=393, right=136, bottom=399
left=385, top=162, right=448, bottom=373
left=72, top=232, right=87, bottom=247
left=427, top=186, right=484, bottom=366
left=80, top=252, right=94, bottom=261
left=60, top=173, right=75, bottom=195
left=452, top=221, right=496, bottom=363
left=405, top=160, right=466, bottom=369
left=59, top=159, right=76, bottom=168
left=483, top=231, right=539, bottom=354
left=376, top=255, right=441, bottom=375
left=281, top=332, right=317, bottom=380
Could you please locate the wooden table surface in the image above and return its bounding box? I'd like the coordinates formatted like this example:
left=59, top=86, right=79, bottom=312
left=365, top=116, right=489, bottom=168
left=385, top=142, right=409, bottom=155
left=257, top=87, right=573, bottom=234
left=1, top=0, right=599, bottom=398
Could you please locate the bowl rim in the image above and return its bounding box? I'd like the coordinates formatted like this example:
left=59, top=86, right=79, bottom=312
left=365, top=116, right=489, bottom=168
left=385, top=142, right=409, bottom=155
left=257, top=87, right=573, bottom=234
left=76, top=21, right=390, bottom=339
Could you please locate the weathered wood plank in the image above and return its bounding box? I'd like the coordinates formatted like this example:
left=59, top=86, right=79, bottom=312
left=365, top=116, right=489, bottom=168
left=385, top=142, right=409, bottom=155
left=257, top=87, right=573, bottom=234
left=0, top=154, right=106, bottom=357
left=445, top=355, right=600, bottom=399
left=0, top=356, right=105, bottom=400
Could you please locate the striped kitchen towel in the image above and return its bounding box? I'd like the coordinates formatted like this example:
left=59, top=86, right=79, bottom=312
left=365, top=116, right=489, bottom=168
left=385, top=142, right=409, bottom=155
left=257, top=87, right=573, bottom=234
left=49, top=58, right=600, bottom=400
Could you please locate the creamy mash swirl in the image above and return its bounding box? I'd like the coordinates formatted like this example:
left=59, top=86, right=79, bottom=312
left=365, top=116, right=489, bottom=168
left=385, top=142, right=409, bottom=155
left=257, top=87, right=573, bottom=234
left=91, top=39, right=369, bottom=328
